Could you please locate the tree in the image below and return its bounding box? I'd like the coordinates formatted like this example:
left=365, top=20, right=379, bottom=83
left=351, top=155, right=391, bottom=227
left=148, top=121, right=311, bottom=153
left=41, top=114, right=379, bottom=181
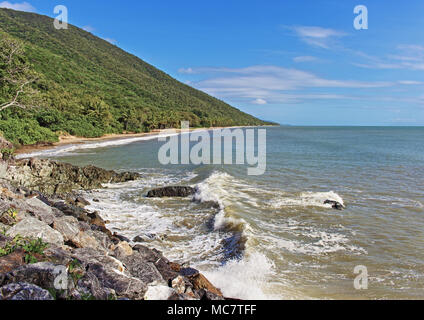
left=0, top=35, right=38, bottom=111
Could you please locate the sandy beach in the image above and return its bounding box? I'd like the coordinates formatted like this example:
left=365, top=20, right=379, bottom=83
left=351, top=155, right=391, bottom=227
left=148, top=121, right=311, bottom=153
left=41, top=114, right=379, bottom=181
left=14, top=126, right=262, bottom=156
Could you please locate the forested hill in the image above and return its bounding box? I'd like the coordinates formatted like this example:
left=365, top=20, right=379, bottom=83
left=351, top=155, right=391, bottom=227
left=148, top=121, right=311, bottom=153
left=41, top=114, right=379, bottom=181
left=0, top=8, right=271, bottom=146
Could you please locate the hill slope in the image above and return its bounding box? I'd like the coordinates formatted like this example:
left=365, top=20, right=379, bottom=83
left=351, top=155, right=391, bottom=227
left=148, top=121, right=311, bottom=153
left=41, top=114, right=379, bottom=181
left=0, top=8, right=270, bottom=146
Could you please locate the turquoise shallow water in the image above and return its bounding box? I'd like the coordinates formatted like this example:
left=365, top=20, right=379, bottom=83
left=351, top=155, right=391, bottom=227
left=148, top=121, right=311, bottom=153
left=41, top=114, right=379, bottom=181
left=35, top=126, right=424, bottom=299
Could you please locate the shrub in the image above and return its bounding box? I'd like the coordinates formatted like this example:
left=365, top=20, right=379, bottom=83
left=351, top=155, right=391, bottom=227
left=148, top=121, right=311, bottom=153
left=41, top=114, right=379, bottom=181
left=0, top=118, right=58, bottom=146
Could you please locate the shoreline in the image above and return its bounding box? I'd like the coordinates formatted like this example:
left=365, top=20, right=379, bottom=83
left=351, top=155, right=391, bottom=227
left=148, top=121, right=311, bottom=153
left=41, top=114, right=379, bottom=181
left=15, top=125, right=271, bottom=157
left=0, top=158, right=225, bottom=300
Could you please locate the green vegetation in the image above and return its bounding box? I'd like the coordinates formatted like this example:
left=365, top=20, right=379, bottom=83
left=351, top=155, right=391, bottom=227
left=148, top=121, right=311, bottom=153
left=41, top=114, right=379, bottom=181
left=68, top=259, right=84, bottom=284
left=0, top=147, right=15, bottom=160
left=0, top=234, right=48, bottom=264
left=22, top=237, right=48, bottom=263
left=0, top=8, right=272, bottom=146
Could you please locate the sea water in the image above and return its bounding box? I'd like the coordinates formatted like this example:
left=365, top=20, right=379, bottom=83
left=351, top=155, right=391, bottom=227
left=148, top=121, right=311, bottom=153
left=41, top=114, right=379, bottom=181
left=26, top=126, right=424, bottom=300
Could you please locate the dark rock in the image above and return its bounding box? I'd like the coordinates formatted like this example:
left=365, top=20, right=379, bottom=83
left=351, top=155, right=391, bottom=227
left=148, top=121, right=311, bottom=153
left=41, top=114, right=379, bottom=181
left=180, top=267, right=200, bottom=277
left=133, top=233, right=156, bottom=243
left=71, top=248, right=125, bottom=272
left=116, top=252, right=165, bottom=285
left=85, top=263, right=147, bottom=300
left=0, top=282, right=54, bottom=300
left=132, top=245, right=179, bottom=282
left=76, top=271, right=116, bottom=300
left=75, top=196, right=90, bottom=208
left=93, top=198, right=100, bottom=203
left=324, top=200, right=345, bottom=210
left=146, top=186, right=196, bottom=198
left=1, top=262, right=73, bottom=294
left=113, top=233, right=130, bottom=243
left=198, top=289, right=225, bottom=301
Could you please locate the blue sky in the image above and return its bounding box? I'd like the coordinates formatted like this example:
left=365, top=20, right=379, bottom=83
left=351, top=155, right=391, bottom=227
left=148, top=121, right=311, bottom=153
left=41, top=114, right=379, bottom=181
left=1, top=0, right=424, bottom=125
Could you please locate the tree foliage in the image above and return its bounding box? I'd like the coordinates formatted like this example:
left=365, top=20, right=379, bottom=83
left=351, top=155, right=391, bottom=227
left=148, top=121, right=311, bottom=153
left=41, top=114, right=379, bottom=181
left=0, top=8, right=272, bottom=146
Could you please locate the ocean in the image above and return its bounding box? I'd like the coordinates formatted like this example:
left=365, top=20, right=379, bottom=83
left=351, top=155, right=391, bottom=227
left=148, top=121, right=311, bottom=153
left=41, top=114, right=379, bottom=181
left=23, top=126, right=424, bottom=300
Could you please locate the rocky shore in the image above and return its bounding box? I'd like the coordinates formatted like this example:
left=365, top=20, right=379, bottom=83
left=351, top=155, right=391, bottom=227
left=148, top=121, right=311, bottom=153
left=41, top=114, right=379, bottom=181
left=0, top=142, right=224, bottom=301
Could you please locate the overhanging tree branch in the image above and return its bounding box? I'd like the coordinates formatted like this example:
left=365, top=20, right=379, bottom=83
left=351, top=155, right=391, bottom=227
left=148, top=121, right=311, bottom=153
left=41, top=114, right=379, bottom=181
left=0, top=36, right=39, bottom=111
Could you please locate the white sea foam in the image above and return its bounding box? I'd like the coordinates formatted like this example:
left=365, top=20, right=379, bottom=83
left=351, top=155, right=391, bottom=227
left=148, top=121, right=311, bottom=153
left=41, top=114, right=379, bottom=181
left=16, top=132, right=181, bottom=159
left=201, top=251, right=278, bottom=300
left=16, top=127, right=233, bottom=159
left=270, top=191, right=345, bottom=209
left=193, top=172, right=249, bottom=231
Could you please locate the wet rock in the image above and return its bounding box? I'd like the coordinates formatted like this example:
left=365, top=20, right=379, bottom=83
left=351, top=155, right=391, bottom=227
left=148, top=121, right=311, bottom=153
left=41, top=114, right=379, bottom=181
left=0, top=282, right=54, bottom=300
left=6, top=217, right=64, bottom=245
left=324, top=200, right=345, bottom=210
left=75, top=197, right=90, bottom=208
left=133, top=233, right=156, bottom=243
left=169, top=262, right=182, bottom=273
left=187, top=273, right=223, bottom=297
left=111, top=233, right=127, bottom=241
left=146, top=186, right=196, bottom=198
left=180, top=267, right=200, bottom=277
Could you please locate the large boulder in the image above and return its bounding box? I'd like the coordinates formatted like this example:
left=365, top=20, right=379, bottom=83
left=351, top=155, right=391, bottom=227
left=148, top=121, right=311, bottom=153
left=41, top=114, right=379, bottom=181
left=0, top=249, right=26, bottom=274
left=1, top=262, right=73, bottom=293
left=146, top=186, right=196, bottom=198
left=6, top=217, right=64, bottom=245
left=0, top=282, right=54, bottom=300
left=113, top=250, right=166, bottom=286
left=84, top=263, right=147, bottom=300
left=132, top=244, right=179, bottom=282
left=52, top=216, right=80, bottom=242
left=144, top=285, right=176, bottom=300
left=3, top=158, right=140, bottom=195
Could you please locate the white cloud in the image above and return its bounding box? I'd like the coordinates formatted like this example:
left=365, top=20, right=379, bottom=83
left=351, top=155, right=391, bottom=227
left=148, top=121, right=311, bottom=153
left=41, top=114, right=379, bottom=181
left=354, top=44, right=424, bottom=71
left=83, top=25, right=95, bottom=33
left=0, top=1, right=35, bottom=12
left=397, top=80, right=423, bottom=85
left=181, top=65, right=396, bottom=105
left=104, top=38, right=117, bottom=45
left=289, top=26, right=346, bottom=49
left=293, top=56, right=317, bottom=63
left=252, top=98, right=267, bottom=105
left=178, top=67, right=195, bottom=74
